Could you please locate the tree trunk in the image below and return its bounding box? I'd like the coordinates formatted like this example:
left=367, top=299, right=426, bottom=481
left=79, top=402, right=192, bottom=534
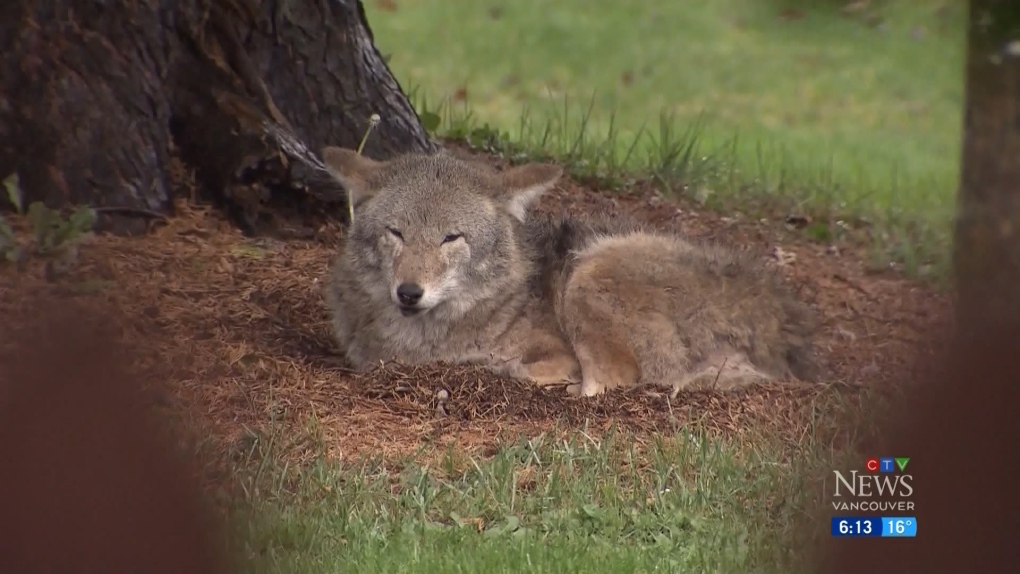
left=952, top=1, right=1020, bottom=332
left=0, top=0, right=439, bottom=235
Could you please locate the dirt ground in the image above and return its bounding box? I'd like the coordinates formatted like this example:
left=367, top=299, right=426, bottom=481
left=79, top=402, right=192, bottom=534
left=0, top=147, right=952, bottom=472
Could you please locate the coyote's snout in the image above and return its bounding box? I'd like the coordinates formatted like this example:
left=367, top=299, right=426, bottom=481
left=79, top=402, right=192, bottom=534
left=323, top=146, right=821, bottom=396
left=378, top=221, right=472, bottom=316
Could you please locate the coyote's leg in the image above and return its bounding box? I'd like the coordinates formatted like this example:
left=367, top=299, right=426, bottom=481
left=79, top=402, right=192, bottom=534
left=677, top=351, right=775, bottom=392
left=521, top=352, right=582, bottom=387
left=559, top=255, right=643, bottom=397
left=511, top=330, right=582, bottom=388
left=571, top=333, right=640, bottom=397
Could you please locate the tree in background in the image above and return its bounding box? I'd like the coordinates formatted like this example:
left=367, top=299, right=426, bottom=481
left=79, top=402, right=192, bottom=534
left=0, top=0, right=437, bottom=235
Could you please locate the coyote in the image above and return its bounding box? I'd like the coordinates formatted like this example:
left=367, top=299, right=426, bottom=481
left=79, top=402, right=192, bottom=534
left=322, top=146, right=820, bottom=396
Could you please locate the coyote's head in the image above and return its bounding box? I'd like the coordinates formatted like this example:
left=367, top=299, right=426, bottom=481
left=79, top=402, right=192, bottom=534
left=323, top=146, right=562, bottom=319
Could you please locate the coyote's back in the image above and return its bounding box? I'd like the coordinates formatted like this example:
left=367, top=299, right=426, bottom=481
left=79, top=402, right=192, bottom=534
left=322, top=146, right=821, bottom=396
left=516, top=214, right=819, bottom=395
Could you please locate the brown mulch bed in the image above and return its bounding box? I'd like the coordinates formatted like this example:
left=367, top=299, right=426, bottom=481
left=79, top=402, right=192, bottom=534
left=0, top=149, right=952, bottom=470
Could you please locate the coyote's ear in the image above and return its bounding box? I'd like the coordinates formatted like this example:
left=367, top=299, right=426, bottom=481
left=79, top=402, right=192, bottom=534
left=498, top=163, right=563, bottom=222
left=322, top=146, right=385, bottom=207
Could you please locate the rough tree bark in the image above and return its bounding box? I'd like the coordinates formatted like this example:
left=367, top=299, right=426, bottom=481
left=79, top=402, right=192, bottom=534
left=952, top=0, right=1020, bottom=334
left=0, top=0, right=439, bottom=235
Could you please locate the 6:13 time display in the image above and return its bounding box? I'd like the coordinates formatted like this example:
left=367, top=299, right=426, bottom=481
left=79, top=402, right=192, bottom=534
left=831, top=517, right=882, bottom=537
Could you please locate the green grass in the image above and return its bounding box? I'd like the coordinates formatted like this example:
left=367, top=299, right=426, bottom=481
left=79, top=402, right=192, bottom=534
left=232, top=418, right=865, bottom=574
left=366, top=0, right=966, bottom=277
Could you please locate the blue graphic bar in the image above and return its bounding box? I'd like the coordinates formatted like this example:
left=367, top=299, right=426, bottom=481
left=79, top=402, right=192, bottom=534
left=831, top=516, right=918, bottom=537
left=881, top=516, right=918, bottom=537
left=831, top=516, right=882, bottom=537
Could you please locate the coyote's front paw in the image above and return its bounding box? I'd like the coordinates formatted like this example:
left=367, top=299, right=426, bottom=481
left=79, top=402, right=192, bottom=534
left=522, top=353, right=581, bottom=391
left=563, top=379, right=604, bottom=397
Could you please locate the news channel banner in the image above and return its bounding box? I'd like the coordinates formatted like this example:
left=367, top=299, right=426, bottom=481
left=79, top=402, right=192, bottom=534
left=830, top=456, right=917, bottom=538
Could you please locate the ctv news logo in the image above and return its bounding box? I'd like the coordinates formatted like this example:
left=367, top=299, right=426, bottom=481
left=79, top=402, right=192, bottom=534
left=831, top=457, right=914, bottom=512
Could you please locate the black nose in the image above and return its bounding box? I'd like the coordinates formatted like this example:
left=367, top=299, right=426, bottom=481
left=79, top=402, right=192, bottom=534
left=396, top=282, right=424, bottom=306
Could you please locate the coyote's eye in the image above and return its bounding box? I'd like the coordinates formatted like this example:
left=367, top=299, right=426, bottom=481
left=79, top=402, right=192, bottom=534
left=441, top=233, right=463, bottom=245
left=386, top=227, right=404, bottom=241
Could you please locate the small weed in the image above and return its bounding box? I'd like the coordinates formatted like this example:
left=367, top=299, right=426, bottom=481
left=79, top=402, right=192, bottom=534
left=1, top=172, right=25, bottom=263
left=0, top=173, right=97, bottom=275
left=4, top=172, right=24, bottom=214
left=27, top=202, right=97, bottom=258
